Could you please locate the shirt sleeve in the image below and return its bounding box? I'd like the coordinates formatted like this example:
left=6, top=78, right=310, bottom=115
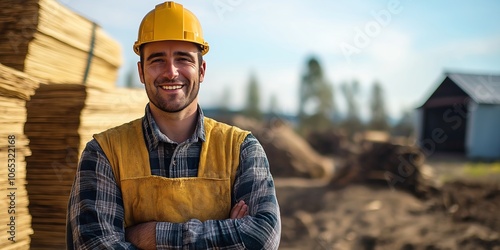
left=156, top=134, right=281, bottom=249
left=67, top=139, right=138, bottom=250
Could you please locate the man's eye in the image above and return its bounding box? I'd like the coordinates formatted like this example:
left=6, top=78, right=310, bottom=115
left=151, top=59, right=164, bottom=63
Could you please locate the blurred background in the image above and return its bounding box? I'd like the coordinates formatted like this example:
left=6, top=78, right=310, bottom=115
left=64, top=0, right=500, bottom=119
left=1, top=0, right=499, bottom=249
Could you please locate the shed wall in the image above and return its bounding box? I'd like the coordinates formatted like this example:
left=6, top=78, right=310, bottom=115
left=467, top=103, right=500, bottom=160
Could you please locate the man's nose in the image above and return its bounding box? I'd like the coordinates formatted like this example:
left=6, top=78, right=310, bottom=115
left=162, top=60, right=179, bottom=80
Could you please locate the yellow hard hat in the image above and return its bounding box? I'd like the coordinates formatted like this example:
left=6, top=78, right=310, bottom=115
left=133, top=2, right=209, bottom=55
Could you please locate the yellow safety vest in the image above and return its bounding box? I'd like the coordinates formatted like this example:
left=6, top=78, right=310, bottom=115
left=94, top=117, right=250, bottom=227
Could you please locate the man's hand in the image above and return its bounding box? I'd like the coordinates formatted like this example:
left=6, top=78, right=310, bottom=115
left=125, top=202, right=246, bottom=248
left=230, top=200, right=249, bottom=219
left=125, top=221, right=156, bottom=250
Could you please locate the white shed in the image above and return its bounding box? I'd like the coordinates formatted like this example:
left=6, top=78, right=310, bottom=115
left=416, top=72, right=500, bottom=160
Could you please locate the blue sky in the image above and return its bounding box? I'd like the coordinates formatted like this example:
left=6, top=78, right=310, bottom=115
left=60, top=0, right=500, bottom=119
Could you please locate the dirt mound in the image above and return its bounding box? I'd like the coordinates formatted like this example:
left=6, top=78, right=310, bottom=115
left=277, top=181, right=500, bottom=250
left=222, top=117, right=499, bottom=249
left=435, top=181, right=500, bottom=232
left=231, top=116, right=334, bottom=179
left=331, top=140, right=439, bottom=199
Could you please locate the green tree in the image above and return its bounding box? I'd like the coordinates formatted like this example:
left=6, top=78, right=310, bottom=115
left=368, top=81, right=389, bottom=131
left=340, top=80, right=363, bottom=137
left=269, top=93, right=279, bottom=116
left=298, top=56, right=335, bottom=134
left=244, top=72, right=262, bottom=121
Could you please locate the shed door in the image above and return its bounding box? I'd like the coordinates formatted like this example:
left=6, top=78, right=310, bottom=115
left=423, top=106, right=467, bottom=153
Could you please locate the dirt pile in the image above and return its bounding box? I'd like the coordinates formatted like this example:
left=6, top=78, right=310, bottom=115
left=277, top=181, right=500, bottom=250
left=238, top=119, right=437, bottom=199
left=231, top=116, right=334, bottom=179
left=435, top=181, right=500, bottom=232
left=335, top=140, right=438, bottom=198
left=224, top=117, right=499, bottom=249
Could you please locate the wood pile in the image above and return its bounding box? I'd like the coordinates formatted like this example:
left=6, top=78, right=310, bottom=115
left=0, top=0, right=122, bottom=89
left=24, top=83, right=85, bottom=250
left=78, top=87, right=149, bottom=152
left=0, top=63, right=40, bottom=250
left=335, top=140, right=437, bottom=198
left=25, top=84, right=147, bottom=249
left=0, top=0, right=151, bottom=248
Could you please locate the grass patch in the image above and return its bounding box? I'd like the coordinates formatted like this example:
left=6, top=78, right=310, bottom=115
left=464, top=162, right=500, bottom=177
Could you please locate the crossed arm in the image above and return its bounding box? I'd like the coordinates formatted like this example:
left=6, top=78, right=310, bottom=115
left=125, top=200, right=249, bottom=249
left=67, top=136, right=281, bottom=249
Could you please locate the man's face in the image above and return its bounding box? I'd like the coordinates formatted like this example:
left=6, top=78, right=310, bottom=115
left=138, top=40, right=206, bottom=113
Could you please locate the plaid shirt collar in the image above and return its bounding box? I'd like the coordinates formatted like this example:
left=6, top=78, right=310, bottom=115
left=143, top=103, right=206, bottom=150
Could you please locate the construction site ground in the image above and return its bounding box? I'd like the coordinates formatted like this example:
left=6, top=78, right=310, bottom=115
left=276, top=154, right=500, bottom=250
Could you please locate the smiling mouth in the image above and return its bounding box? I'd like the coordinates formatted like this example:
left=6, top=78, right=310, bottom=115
left=160, top=85, right=183, bottom=90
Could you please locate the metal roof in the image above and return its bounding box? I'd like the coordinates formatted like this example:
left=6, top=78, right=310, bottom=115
left=447, top=72, right=500, bottom=105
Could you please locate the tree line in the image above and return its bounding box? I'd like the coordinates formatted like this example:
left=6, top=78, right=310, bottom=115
left=239, top=56, right=414, bottom=139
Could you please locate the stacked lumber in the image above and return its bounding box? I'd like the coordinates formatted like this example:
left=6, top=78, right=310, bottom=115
left=24, top=83, right=84, bottom=249
left=0, top=0, right=122, bottom=89
left=0, top=64, right=39, bottom=250
left=25, top=84, right=147, bottom=249
left=78, top=87, right=149, bottom=151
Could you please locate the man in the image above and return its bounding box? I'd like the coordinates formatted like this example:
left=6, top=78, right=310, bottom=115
left=66, top=2, right=281, bottom=249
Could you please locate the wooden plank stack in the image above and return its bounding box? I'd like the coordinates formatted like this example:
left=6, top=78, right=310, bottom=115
left=0, top=0, right=122, bottom=89
left=0, top=0, right=150, bottom=248
left=23, top=83, right=86, bottom=250
left=78, top=87, right=149, bottom=151
left=24, top=85, right=147, bottom=249
left=0, top=63, right=39, bottom=250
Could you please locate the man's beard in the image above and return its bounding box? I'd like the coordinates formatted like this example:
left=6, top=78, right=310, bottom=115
left=149, top=76, right=199, bottom=113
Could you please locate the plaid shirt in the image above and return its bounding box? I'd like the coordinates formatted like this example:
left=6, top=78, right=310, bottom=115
left=67, top=105, right=281, bottom=249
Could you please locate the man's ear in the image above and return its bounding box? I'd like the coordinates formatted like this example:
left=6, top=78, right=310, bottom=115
left=137, top=61, right=145, bottom=83
left=199, top=60, right=206, bottom=83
